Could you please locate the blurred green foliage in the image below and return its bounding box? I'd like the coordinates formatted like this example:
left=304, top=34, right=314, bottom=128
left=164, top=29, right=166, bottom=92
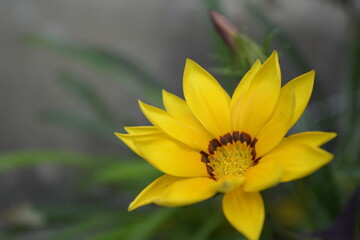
left=0, top=1, right=359, bottom=239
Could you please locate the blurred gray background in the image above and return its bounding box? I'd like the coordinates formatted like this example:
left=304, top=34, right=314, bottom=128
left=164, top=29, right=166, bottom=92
left=0, top=0, right=351, bottom=153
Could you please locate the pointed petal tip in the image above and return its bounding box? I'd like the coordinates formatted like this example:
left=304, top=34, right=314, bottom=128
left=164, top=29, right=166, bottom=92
left=317, top=131, right=337, bottom=146
left=303, top=70, right=316, bottom=80
left=262, top=50, right=279, bottom=68
left=127, top=202, right=137, bottom=212
left=161, top=89, right=169, bottom=103
left=185, top=58, right=198, bottom=68
left=114, top=132, right=131, bottom=142
left=254, top=59, right=261, bottom=65
left=137, top=99, right=145, bottom=108
left=128, top=202, right=136, bottom=212
left=268, top=50, right=278, bottom=61
left=327, top=132, right=338, bottom=139
left=114, top=131, right=124, bottom=138
left=138, top=100, right=150, bottom=113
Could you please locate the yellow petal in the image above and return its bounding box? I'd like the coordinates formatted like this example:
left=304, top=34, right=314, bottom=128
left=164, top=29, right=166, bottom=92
left=262, top=142, right=334, bottom=182
left=230, top=60, right=261, bottom=112
left=128, top=174, right=182, bottom=211
left=223, top=187, right=264, bottom=240
left=282, top=70, right=315, bottom=127
left=243, top=160, right=282, bottom=192
left=139, top=101, right=210, bottom=151
left=212, top=175, right=245, bottom=193
left=162, top=90, right=195, bottom=122
left=124, top=126, right=158, bottom=134
left=115, top=127, right=161, bottom=157
left=162, top=90, right=213, bottom=140
left=183, top=59, right=231, bottom=137
left=118, top=131, right=208, bottom=177
left=281, top=131, right=337, bottom=147
left=129, top=174, right=216, bottom=211
left=155, top=177, right=216, bottom=207
left=231, top=51, right=281, bottom=136
left=255, top=85, right=296, bottom=157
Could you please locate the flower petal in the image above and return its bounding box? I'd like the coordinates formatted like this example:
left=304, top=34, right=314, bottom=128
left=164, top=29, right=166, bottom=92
left=231, top=51, right=281, bottom=136
left=116, top=131, right=208, bottom=177
left=281, top=131, right=337, bottom=147
left=124, top=126, right=159, bottom=134
left=230, top=60, right=261, bottom=112
left=255, top=84, right=296, bottom=157
left=162, top=90, right=196, bottom=122
left=223, top=187, right=264, bottom=240
left=262, top=142, right=334, bottom=182
left=212, top=175, right=245, bottom=193
left=115, top=127, right=161, bottom=157
left=162, top=90, right=213, bottom=140
left=129, top=175, right=216, bottom=211
left=183, top=59, right=231, bottom=137
left=243, top=160, right=282, bottom=192
left=282, top=70, right=315, bottom=127
left=129, top=174, right=181, bottom=211
left=139, top=101, right=210, bottom=151
left=155, top=177, right=216, bottom=207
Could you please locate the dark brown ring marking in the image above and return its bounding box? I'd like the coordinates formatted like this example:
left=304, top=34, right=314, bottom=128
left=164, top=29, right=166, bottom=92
left=208, top=139, right=222, bottom=154
left=220, top=133, right=233, bottom=145
left=200, top=151, right=210, bottom=164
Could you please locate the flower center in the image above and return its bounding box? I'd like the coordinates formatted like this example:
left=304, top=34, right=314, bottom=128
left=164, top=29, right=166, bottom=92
left=200, top=132, right=259, bottom=179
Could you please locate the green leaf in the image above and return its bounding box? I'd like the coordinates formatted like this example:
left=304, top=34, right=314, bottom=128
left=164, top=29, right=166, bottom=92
left=90, top=209, right=175, bottom=240
left=0, top=150, right=92, bottom=172
left=57, top=70, right=116, bottom=125
left=262, top=28, right=280, bottom=55
left=41, top=110, right=115, bottom=141
left=202, top=0, right=222, bottom=12
left=191, top=213, right=223, bottom=240
left=126, top=208, right=176, bottom=240
left=42, top=212, right=121, bottom=240
left=92, top=161, right=160, bottom=185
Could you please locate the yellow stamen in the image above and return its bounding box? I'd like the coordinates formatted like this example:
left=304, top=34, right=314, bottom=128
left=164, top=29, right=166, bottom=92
left=209, top=141, right=253, bottom=178
left=201, top=132, right=258, bottom=179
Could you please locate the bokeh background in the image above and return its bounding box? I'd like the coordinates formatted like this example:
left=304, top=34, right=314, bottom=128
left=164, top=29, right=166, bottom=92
left=0, top=0, right=359, bottom=239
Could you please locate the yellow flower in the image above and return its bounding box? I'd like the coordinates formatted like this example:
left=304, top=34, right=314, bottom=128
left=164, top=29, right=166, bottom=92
left=115, top=51, right=336, bottom=240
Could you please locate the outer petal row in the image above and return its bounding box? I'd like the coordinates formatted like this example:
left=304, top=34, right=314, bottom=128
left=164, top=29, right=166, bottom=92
left=130, top=175, right=265, bottom=240
left=115, top=128, right=208, bottom=177
left=128, top=175, right=217, bottom=211
left=223, top=187, right=264, bottom=240
left=139, top=101, right=211, bottom=152
left=261, top=131, right=336, bottom=182
left=243, top=131, right=336, bottom=192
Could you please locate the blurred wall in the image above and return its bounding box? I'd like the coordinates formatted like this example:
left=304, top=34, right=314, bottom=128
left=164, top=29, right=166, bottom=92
left=0, top=0, right=350, bottom=152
